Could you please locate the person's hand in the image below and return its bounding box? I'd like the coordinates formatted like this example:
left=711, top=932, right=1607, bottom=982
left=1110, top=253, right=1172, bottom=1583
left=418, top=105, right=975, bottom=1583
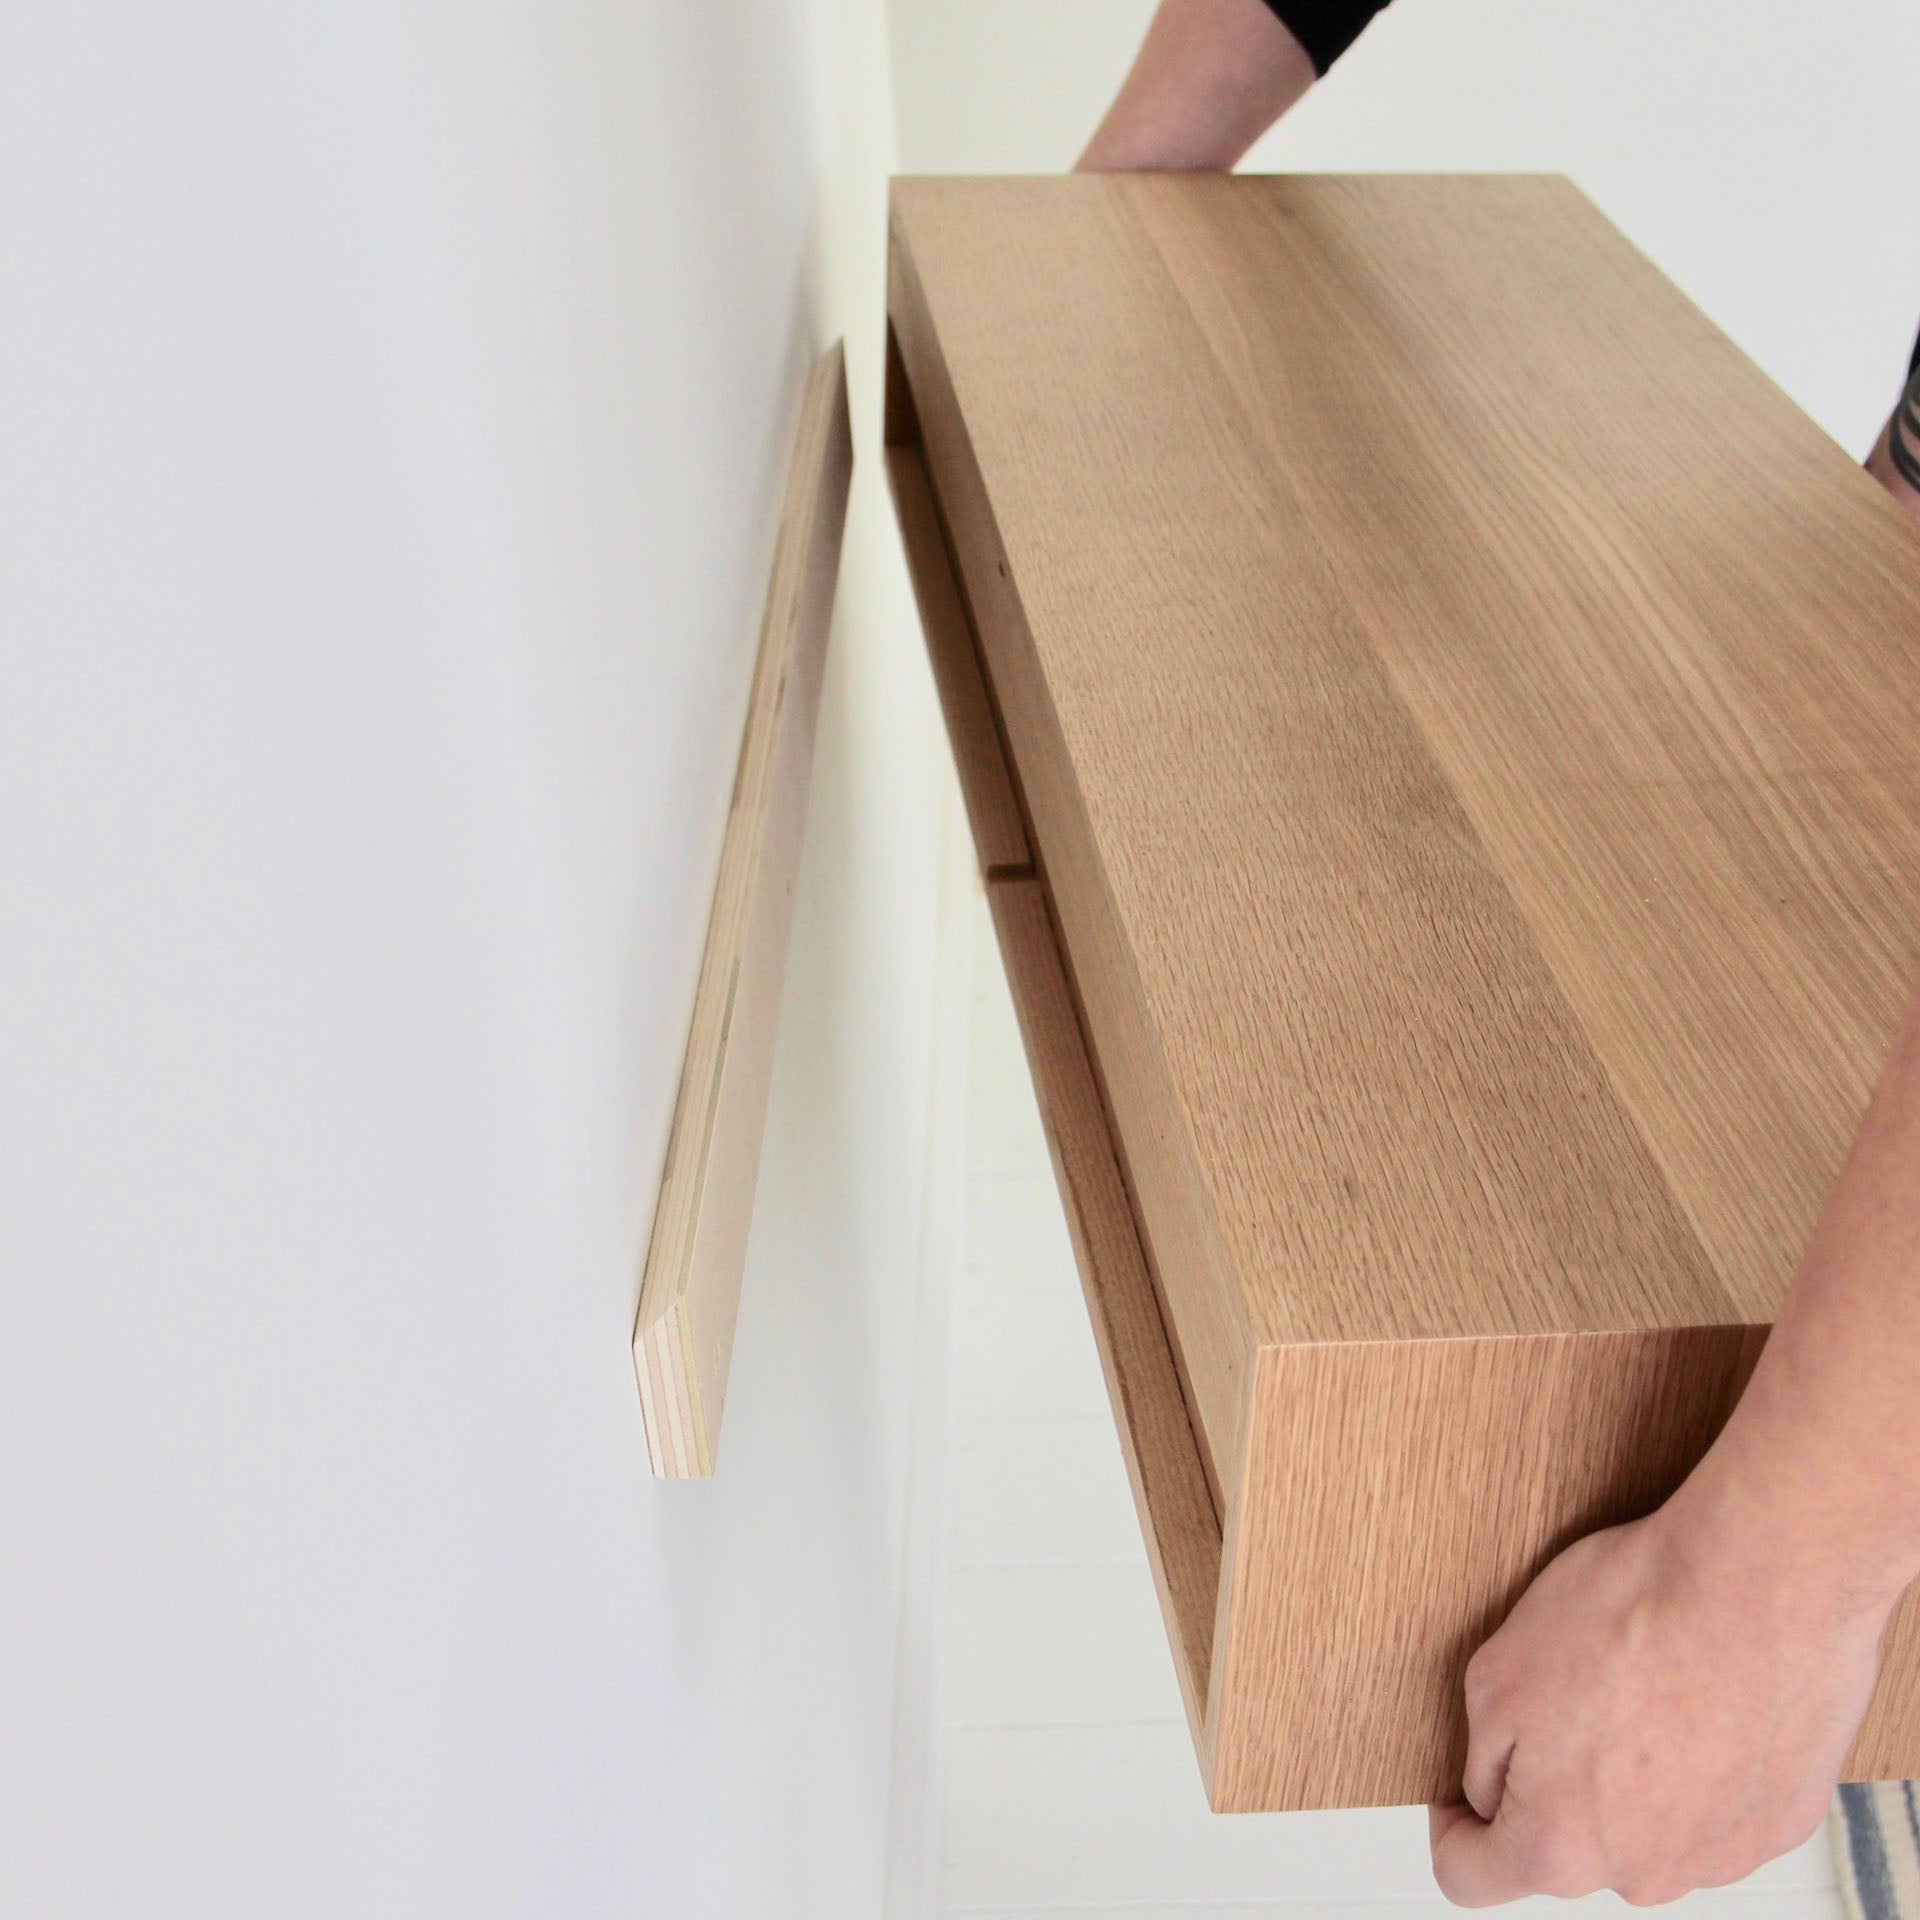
left=1428, top=1495, right=1889, bottom=1906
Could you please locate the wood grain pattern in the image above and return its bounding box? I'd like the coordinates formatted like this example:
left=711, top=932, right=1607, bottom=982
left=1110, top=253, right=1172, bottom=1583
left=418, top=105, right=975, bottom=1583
left=1120, top=175, right=1920, bottom=1330
left=1216, top=1327, right=1763, bottom=1809
left=633, top=341, right=852, bottom=1478
left=886, top=175, right=1920, bottom=1806
left=890, top=203, right=1250, bottom=1506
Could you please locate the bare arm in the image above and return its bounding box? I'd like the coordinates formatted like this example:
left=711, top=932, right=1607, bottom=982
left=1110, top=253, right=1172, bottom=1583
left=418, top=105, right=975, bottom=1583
left=1076, top=0, right=1317, bottom=172
left=1700, top=984, right=1920, bottom=1619
left=1432, top=983, right=1920, bottom=1905
left=1430, top=372, right=1920, bottom=1906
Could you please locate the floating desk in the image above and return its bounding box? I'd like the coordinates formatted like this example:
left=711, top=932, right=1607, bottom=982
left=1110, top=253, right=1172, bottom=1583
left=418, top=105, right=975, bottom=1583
left=885, top=174, right=1920, bottom=1810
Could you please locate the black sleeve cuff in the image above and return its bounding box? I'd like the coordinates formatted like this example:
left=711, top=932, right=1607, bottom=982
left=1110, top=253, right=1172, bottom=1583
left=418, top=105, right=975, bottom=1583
left=1259, top=0, right=1393, bottom=75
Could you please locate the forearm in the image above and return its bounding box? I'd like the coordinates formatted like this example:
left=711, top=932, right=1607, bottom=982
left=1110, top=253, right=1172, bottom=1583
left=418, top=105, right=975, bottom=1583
left=1077, top=0, right=1317, bottom=172
left=1671, top=977, right=1920, bottom=1625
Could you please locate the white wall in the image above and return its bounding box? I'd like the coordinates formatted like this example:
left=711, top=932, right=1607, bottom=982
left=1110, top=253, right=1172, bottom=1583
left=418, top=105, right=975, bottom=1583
left=0, top=4, right=954, bottom=1914
left=886, top=0, right=1920, bottom=452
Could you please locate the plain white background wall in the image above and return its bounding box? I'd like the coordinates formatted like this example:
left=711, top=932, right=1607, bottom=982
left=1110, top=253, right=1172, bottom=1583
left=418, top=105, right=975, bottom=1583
left=885, top=0, right=1920, bottom=455
left=0, top=3, right=954, bottom=1914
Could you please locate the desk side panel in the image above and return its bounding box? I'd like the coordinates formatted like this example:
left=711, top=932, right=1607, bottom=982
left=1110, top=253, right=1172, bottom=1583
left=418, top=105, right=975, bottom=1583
left=1211, top=1327, right=1770, bottom=1810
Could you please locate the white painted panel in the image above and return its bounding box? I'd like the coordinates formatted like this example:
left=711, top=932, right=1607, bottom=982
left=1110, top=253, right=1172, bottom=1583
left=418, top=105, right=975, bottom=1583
left=950, top=1416, right=1143, bottom=1568
left=944, top=1561, right=1187, bottom=1727
left=966, top=1166, right=1079, bottom=1290
left=943, top=1723, right=1434, bottom=1909
left=952, top=1227, right=1113, bottom=1426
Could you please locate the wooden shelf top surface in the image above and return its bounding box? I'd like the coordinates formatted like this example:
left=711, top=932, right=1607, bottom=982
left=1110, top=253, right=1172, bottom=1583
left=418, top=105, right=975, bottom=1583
left=893, top=173, right=1920, bottom=1351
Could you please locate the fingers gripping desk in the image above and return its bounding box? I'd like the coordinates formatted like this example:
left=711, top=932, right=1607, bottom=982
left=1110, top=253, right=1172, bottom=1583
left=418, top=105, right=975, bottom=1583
left=884, top=174, right=1920, bottom=1811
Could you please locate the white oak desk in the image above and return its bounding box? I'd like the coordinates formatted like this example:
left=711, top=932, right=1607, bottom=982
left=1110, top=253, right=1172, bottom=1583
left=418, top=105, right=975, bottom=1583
left=886, top=174, right=1920, bottom=1810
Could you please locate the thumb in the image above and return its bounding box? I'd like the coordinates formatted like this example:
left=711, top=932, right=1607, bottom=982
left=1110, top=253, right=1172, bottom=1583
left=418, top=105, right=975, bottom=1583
left=1429, top=1801, right=1531, bottom=1907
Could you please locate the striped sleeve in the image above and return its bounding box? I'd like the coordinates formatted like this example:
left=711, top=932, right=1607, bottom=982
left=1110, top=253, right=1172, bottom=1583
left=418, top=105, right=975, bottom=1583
left=1259, top=0, right=1393, bottom=73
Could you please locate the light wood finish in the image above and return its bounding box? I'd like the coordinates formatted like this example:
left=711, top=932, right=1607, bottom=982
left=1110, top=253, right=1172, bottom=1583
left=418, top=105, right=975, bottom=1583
left=889, top=214, right=1250, bottom=1505
left=885, top=175, right=1920, bottom=1806
left=1220, top=1327, right=1759, bottom=1807
left=634, top=341, right=852, bottom=1478
left=886, top=438, right=1031, bottom=875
